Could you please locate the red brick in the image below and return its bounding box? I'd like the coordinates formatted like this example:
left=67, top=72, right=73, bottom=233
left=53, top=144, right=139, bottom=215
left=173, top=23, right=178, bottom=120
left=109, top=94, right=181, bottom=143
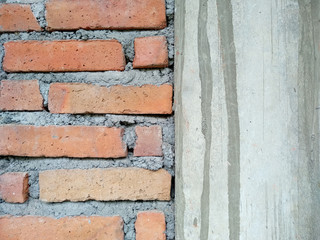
left=0, top=80, right=43, bottom=111
left=46, top=0, right=166, bottom=31
left=133, top=36, right=168, bottom=69
left=3, top=40, right=125, bottom=72
left=134, top=126, right=163, bottom=156
left=48, top=83, right=173, bottom=114
left=39, top=168, right=171, bottom=202
left=135, top=211, right=166, bottom=240
left=0, top=172, right=28, bottom=203
left=0, top=4, right=41, bottom=32
left=0, top=216, right=124, bottom=240
left=0, top=125, right=127, bottom=158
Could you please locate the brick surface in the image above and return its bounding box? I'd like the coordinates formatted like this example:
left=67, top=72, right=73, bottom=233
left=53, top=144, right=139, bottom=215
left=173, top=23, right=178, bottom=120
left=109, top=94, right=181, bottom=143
left=135, top=211, right=166, bottom=240
left=0, top=172, right=28, bottom=203
left=0, top=216, right=124, bottom=240
left=3, top=40, right=125, bottom=72
left=133, top=36, right=168, bottom=69
left=46, top=0, right=166, bottom=31
left=134, top=126, right=163, bottom=156
left=0, top=125, right=127, bottom=158
left=49, top=83, right=173, bottom=114
left=0, top=4, right=41, bottom=32
left=0, top=80, right=43, bottom=111
left=39, top=168, right=171, bottom=202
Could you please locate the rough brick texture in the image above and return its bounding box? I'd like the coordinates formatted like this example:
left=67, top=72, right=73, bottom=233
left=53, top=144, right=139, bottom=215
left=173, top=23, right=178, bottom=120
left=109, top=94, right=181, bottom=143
left=0, top=4, right=41, bottom=32
left=39, top=168, right=171, bottom=202
left=133, top=36, right=168, bottom=69
left=49, top=83, right=173, bottom=114
left=0, top=172, right=28, bottom=203
left=0, top=216, right=124, bottom=240
left=135, top=211, right=166, bottom=240
left=3, top=40, right=125, bottom=72
left=0, top=125, right=127, bottom=158
left=134, top=126, right=163, bottom=156
left=46, top=0, right=166, bottom=31
left=0, top=80, right=43, bottom=111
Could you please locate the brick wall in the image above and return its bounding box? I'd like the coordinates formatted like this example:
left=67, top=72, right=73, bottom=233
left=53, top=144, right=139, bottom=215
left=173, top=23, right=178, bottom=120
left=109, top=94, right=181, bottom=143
left=0, top=0, right=175, bottom=239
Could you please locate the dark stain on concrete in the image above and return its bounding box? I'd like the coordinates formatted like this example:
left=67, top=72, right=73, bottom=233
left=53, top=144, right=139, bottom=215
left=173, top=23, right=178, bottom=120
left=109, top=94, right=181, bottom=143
left=297, top=0, right=320, bottom=238
left=174, top=0, right=187, bottom=239
left=216, top=0, right=241, bottom=239
left=198, top=0, right=213, bottom=239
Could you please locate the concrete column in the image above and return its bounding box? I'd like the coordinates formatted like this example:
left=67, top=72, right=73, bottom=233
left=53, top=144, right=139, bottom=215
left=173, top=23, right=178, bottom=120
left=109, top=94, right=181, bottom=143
left=174, top=0, right=320, bottom=239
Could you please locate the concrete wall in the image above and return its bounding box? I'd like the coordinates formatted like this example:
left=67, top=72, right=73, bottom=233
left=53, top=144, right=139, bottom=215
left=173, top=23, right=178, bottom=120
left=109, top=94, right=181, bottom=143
left=175, top=0, right=320, bottom=239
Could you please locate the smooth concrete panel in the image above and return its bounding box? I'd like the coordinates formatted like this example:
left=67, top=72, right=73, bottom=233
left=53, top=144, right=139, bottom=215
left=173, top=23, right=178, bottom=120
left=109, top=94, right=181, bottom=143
left=175, top=0, right=320, bottom=239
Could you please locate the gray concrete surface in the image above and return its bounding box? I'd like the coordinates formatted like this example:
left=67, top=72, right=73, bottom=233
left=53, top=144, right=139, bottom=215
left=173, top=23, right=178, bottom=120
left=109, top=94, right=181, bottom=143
left=175, top=0, right=320, bottom=239
left=0, top=0, right=175, bottom=239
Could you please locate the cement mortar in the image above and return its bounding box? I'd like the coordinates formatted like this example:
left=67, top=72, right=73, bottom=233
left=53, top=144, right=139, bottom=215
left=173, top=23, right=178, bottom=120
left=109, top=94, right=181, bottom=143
left=0, top=0, right=175, bottom=239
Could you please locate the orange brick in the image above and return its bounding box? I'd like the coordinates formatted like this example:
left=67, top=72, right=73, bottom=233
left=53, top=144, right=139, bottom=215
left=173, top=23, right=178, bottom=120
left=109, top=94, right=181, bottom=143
left=0, top=80, right=43, bottom=111
left=135, top=211, right=166, bottom=240
left=3, top=40, right=125, bottom=72
left=0, top=216, right=124, bottom=240
left=48, top=83, right=173, bottom=114
left=0, top=172, right=28, bottom=203
left=0, top=4, right=41, bottom=32
left=39, top=168, right=171, bottom=202
left=134, top=126, right=163, bottom=157
left=0, top=125, right=127, bottom=158
left=133, top=36, right=168, bottom=69
left=46, top=0, right=166, bottom=31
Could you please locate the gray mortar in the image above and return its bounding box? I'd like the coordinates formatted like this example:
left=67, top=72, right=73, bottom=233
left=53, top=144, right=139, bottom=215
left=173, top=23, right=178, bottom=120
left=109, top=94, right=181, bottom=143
left=0, top=0, right=175, bottom=239
left=31, top=3, right=46, bottom=28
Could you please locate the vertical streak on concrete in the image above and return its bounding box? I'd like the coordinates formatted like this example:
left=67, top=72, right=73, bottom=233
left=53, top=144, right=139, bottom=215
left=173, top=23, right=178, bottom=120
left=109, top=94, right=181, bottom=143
left=310, top=5, right=320, bottom=236
left=174, top=0, right=186, bottom=239
left=198, top=0, right=213, bottom=239
left=310, top=3, right=320, bottom=237
left=297, top=0, right=320, bottom=239
left=216, top=1, right=240, bottom=240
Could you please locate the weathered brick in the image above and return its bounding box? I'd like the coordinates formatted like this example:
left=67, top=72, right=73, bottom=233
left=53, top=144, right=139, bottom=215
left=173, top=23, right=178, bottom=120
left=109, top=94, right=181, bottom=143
left=135, top=211, right=166, bottom=240
left=0, top=4, right=41, bottom=32
left=49, top=83, right=173, bottom=114
left=3, top=40, right=125, bottom=72
left=134, top=126, right=163, bottom=157
left=0, top=172, right=28, bottom=203
left=0, top=80, right=43, bottom=111
left=0, top=125, right=127, bottom=158
left=0, top=216, right=124, bottom=240
left=39, top=168, right=171, bottom=202
left=133, top=36, right=168, bottom=69
left=46, top=0, right=166, bottom=31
